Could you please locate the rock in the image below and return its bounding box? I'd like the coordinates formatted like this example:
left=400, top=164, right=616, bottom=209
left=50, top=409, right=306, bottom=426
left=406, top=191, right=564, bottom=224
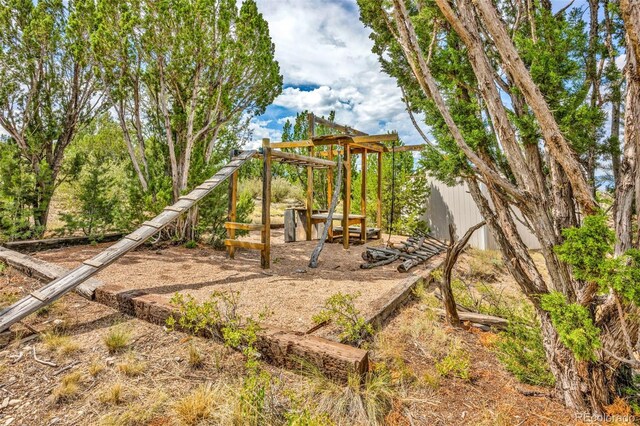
left=8, top=399, right=20, bottom=406
left=52, top=319, right=64, bottom=327
left=48, top=418, right=60, bottom=425
left=4, top=417, right=14, bottom=426
left=105, top=357, right=115, bottom=366
left=295, top=268, right=307, bottom=274
left=174, top=357, right=182, bottom=362
left=1, top=397, right=9, bottom=409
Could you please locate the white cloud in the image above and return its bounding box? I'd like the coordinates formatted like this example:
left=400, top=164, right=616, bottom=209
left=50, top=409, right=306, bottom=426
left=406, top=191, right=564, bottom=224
left=250, top=0, right=426, bottom=147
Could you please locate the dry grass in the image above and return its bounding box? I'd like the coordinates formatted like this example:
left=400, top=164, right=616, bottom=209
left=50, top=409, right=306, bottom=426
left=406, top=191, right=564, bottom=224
left=52, top=371, right=83, bottom=403
left=188, top=343, right=204, bottom=369
left=173, top=383, right=230, bottom=426
left=99, top=382, right=125, bottom=405
left=301, top=364, right=395, bottom=426
left=99, top=391, right=169, bottom=426
left=88, top=359, right=105, bottom=377
left=103, top=327, right=131, bottom=354
left=0, top=291, right=19, bottom=308
left=41, top=331, right=81, bottom=357
left=116, top=353, right=146, bottom=377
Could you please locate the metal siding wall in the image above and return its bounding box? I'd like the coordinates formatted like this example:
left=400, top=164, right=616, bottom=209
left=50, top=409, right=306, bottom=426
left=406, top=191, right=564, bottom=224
left=423, top=177, right=540, bottom=250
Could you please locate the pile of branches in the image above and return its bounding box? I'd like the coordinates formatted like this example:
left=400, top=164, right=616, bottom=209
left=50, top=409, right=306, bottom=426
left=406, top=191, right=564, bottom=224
left=360, top=232, right=447, bottom=272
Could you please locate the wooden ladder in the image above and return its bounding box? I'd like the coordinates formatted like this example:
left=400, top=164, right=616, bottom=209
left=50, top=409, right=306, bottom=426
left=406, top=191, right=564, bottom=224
left=0, top=150, right=257, bottom=332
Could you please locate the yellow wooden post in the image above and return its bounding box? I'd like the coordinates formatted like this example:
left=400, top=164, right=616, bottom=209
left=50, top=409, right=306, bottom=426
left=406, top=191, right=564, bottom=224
left=306, top=113, right=315, bottom=241
left=361, top=149, right=367, bottom=243
left=343, top=143, right=351, bottom=249
left=227, top=154, right=238, bottom=259
left=261, top=138, right=272, bottom=269
left=327, top=145, right=334, bottom=242
left=377, top=151, right=382, bottom=230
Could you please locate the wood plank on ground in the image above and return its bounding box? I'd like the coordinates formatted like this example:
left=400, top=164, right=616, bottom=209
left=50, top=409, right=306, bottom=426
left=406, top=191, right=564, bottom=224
left=0, top=247, right=102, bottom=300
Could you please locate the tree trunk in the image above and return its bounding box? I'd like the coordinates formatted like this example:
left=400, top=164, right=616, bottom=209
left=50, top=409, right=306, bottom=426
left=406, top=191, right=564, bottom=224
left=440, top=221, right=485, bottom=326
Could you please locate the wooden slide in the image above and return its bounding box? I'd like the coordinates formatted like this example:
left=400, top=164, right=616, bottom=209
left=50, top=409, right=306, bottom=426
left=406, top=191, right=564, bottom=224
left=0, top=150, right=257, bottom=332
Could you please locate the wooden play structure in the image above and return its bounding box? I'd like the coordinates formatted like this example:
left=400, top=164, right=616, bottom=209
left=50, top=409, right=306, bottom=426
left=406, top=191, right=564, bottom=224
left=224, top=113, right=425, bottom=268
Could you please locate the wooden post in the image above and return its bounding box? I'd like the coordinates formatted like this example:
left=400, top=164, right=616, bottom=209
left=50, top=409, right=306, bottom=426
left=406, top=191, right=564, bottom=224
left=343, top=143, right=351, bottom=249
left=306, top=113, right=315, bottom=241
left=227, top=154, right=238, bottom=259
left=377, top=151, right=382, bottom=230
left=327, top=145, right=334, bottom=242
left=361, top=149, right=367, bottom=243
left=306, top=147, right=314, bottom=241
left=261, top=139, right=272, bottom=269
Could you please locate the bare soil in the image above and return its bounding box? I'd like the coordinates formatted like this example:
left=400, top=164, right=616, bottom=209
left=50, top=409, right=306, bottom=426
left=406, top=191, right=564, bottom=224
left=31, top=230, right=408, bottom=335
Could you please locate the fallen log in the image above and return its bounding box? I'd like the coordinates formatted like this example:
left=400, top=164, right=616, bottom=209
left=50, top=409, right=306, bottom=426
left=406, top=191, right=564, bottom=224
left=433, top=308, right=508, bottom=329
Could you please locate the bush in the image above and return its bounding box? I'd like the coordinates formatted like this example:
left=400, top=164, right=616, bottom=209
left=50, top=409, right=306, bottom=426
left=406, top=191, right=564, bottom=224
left=495, top=307, right=555, bottom=386
left=312, top=292, right=374, bottom=346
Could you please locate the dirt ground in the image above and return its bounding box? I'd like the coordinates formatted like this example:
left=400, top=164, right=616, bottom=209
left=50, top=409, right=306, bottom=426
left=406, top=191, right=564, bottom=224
left=31, top=230, right=410, bottom=334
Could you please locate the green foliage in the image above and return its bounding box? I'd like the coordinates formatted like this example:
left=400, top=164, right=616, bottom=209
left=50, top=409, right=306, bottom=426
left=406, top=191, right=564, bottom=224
left=495, top=306, right=556, bottom=387
left=184, top=240, right=198, bottom=249
left=312, top=292, right=374, bottom=345
left=435, top=344, right=471, bottom=380
left=598, top=249, right=640, bottom=306
left=0, top=141, right=41, bottom=241
left=0, top=0, right=103, bottom=234
left=540, top=292, right=601, bottom=361
left=554, top=213, right=615, bottom=282
left=167, top=291, right=261, bottom=356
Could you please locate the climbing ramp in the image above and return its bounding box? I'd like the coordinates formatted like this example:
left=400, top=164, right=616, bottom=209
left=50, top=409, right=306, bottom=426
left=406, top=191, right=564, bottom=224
left=0, top=150, right=257, bottom=332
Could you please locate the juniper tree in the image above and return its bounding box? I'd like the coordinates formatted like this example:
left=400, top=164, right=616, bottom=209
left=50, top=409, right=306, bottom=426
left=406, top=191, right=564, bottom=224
left=0, top=0, right=104, bottom=235
left=358, top=0, right=640, bottom=414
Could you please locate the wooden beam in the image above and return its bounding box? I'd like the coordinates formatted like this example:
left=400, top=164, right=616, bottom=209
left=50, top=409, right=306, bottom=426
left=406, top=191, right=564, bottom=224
left=261, top=138, right=272, bottom=268
left=224, top=222, right=264, bottom=231
left=269, top=140, right=314, bottom=149
left=343, top=144, right=351, bottom=250
left=361, top=149, right=367, bottom=243
left=225, top=240, right=266, bottom=250
left=351, top=142, right=385, bottom=153
left=327, top=147, right=334, bottom=241
left=390, top=144, right=426, bottom=152
left=271, top=150, right=336, bottom=168
left=377, top=151, right=382, bottom=229
left=306, top=116, right=315, bottom=242
left=310, top=114, right=367, bottom=136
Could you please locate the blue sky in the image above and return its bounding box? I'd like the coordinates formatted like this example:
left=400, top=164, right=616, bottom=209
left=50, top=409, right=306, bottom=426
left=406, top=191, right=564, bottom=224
left=248, top=1, right=595, bottom=149
left=248, top=0, right=428, bottom=148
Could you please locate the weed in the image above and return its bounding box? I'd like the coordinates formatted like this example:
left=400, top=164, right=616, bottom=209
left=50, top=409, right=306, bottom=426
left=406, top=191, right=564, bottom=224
left=88, top=359, right=105, bottom=377
left=184, top=240, right=197, bottom=249
left=103, top=327, right=131, bottom=354
left=52, top=371, right=83, bottom=403
left=435, top=344, right=471, bottom=380
left=100, top=382, right=124, bottom=405
left=174, top=383, right=228, bottom=425
left=41, top=332, right=80, bottom=357
left=187, top=343, right=204, bottom=369
left=312, top=292, right=373, bottom=345
left=116, top=354, right=146, bottom=377
left=0, top=262, right=5, bottom=274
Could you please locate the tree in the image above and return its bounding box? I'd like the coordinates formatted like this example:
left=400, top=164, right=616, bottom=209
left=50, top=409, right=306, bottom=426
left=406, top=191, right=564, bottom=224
left=92, top=0, right=282, bottom=204
left=0, top=0, right=104, bottom=235
left=358, top=0, right=639, bottom=414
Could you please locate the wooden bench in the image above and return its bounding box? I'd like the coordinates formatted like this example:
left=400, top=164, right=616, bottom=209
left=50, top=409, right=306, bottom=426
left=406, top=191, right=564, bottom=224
left=310, top=213, right=367, bottom=243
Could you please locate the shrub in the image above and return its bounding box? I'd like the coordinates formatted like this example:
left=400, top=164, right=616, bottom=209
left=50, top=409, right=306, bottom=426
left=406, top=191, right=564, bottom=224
left=495, top=309, right=555, bottom=386
left=435, top=344, right=471, bottom=380
left=184, top=240, right=197, bottom=249
left=312, top=292, right=374, bottom=346
left=188, top=343, right=204, bottom=369
left=103, top=327, right=131, bottom=354
left=99, top=382, right=124, bottom=405
left=174, top=384, right=226, bottom=425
